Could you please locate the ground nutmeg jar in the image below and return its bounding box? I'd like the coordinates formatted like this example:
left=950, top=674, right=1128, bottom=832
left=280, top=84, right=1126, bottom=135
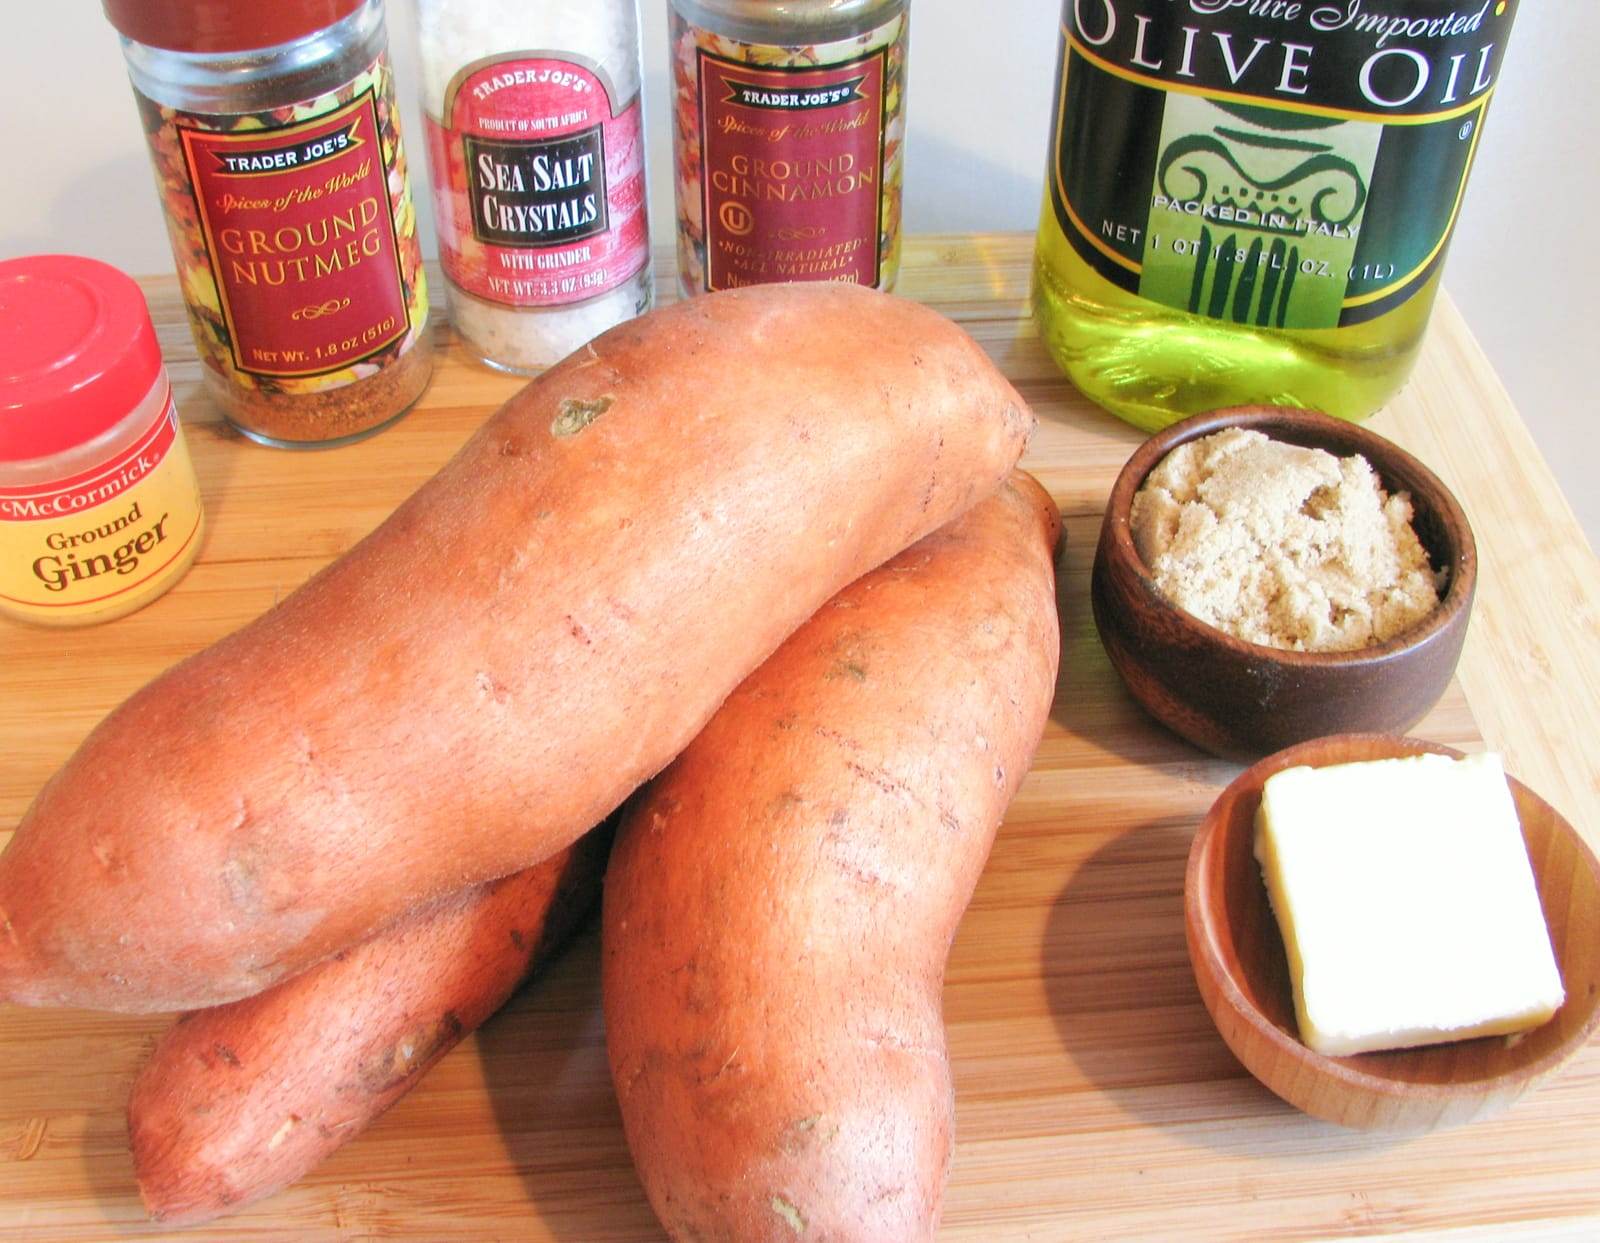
left=104, top=0, right=433, bottom=448
left=0, top=256, right=205, bottom=627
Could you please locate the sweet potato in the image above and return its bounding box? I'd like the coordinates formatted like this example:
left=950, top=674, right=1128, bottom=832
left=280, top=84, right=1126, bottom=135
left=0, top=282, right=1031, bottom=1013
left=128, top=826, right=609, bottom=1226
left=602, top=472, right=1061, bottom=1242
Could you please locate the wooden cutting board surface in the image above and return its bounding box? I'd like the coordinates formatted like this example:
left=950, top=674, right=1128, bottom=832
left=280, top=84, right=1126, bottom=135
left=2, top=234, right=1597, bottom=1241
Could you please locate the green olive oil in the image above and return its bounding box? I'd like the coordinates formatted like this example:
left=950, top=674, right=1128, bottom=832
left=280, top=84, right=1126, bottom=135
left=1034, top=1, right=1519, bottom=433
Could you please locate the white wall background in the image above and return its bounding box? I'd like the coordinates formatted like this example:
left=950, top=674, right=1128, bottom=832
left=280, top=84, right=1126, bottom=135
left=3, top=3, right=1592, bottom=544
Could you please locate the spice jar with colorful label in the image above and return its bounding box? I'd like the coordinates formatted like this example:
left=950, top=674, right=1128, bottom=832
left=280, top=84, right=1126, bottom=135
left=0, top=256, right=205, bottom=627
left=417, top=0, right=653, bottom=373
left=103, top=0, right=433, bottom=448
left=669, top=0, right=909, bottom=296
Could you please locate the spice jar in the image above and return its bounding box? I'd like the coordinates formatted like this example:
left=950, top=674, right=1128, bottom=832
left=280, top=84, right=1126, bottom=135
left=417, top=0, right=653, bottom=373
left=669, top=0, right=909, bottom=297
left=0, top=256, right=205, bottom=627
left=103, top=0, right=433, bottom=448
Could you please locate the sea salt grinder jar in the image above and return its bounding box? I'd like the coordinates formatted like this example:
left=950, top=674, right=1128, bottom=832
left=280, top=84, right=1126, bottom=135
left=417, top=0, right=653, bottom=372
left=0, top=256, right=205, bottom=627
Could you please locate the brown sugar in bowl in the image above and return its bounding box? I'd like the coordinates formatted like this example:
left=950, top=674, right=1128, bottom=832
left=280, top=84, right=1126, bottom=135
left=1185, top=733, right=1600, bottom=1133
left=1091, top=406, right=1477, bottom=761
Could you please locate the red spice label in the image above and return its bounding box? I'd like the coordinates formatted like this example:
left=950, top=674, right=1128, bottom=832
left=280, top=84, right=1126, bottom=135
left=178, top=92, right=410, bottom=379
left=697, top=45, right=890, bottom=291
left=137, top=54, right=428, bottom=401
left=425, top=56, right=649, bottom=308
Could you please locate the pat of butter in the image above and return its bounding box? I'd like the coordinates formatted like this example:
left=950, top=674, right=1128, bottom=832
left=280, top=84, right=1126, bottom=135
left=1254, top=752, right=1564, bottom=1057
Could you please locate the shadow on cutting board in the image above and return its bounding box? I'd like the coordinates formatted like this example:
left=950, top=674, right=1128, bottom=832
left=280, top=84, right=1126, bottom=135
left=477, top=920, right=662, bottom=1241
left=1043, top=825, right=1408, bottom=1163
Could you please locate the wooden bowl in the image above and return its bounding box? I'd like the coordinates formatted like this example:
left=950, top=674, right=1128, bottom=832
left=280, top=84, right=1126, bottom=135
left=1186, top=734, right=1600, bottom=1133
left=1091, top=406, right=1476, bottom=760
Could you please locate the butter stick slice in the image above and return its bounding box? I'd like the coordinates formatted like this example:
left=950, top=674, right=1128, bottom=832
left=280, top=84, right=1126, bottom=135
left=1254, top=752, right=1564, bottom=1058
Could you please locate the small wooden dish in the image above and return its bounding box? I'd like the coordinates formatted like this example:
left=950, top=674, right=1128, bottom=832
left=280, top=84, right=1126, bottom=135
left=1186, top=734, right=1600, bottom=1133
left=1092, top=406, right=1476, bottom=760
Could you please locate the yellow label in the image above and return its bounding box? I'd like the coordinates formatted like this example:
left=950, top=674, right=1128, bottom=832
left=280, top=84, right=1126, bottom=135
left=0, top=392, right=205, bottom=624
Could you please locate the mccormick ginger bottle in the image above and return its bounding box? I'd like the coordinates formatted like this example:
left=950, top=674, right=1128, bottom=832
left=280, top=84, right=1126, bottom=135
left=1034, top=0, right=1521, bottom=432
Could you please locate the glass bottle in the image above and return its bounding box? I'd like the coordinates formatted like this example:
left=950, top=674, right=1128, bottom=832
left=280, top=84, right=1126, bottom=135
left=105, top=0, right=433, bottom=448
left=416, top=0, right=653, bottom=373
left=668, top=0, right=910, bottom=297
left=1034, top=0, right=1521, bottom=433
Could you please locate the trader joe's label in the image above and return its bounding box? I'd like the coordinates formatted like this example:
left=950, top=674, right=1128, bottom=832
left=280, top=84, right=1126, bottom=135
left=425, top=54, right=649, bottom=308
left=137, top=53, right=428, bottom=394
left=1047, top=0, right=1520, bottom=327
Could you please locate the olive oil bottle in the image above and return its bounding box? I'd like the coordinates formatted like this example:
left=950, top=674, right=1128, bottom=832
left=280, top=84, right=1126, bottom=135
left=1034, top=1, right=1520, bottom=432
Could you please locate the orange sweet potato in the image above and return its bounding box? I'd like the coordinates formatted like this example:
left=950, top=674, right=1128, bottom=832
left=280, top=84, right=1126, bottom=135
left=128, top=827, right=608, bottom=1226
left=0, top=283, right=1031, bottom=1013
left=602, top=472, right=1061, bottom=1242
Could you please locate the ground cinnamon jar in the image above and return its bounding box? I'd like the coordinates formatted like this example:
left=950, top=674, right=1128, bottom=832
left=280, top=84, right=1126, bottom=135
left=669, top=0, right=909, bottom=296
left=0, top=256, right=205, bottom=627
left=103, top=0, right=433, bottom=448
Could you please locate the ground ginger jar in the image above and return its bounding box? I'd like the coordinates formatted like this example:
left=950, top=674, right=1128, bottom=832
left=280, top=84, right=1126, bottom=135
left=0, top=256, right=205, bottom=627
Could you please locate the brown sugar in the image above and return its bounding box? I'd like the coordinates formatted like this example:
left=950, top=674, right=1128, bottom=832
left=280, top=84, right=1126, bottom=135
left=1129, top=428, right=1443, bottom=652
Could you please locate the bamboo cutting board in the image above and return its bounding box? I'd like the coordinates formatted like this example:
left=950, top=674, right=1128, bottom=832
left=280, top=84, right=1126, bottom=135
left=2, top=235, right=1597, bottom=1241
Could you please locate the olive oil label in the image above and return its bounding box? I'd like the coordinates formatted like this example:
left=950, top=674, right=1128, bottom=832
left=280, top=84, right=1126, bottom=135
left=424, top=54, right=649, bottom=308
left=670, top=12, right=908, bottom=293
left=137, top=53, right=429, bottom=394
left=0, top=392, right=203, bottom=615
left=1048, top=1, right=1519, bottom=328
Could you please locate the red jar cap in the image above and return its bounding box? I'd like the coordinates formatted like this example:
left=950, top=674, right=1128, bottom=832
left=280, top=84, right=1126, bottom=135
left=0, top=256, right=166, bottom=464
left=102, top=0, right=365, bottom=54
